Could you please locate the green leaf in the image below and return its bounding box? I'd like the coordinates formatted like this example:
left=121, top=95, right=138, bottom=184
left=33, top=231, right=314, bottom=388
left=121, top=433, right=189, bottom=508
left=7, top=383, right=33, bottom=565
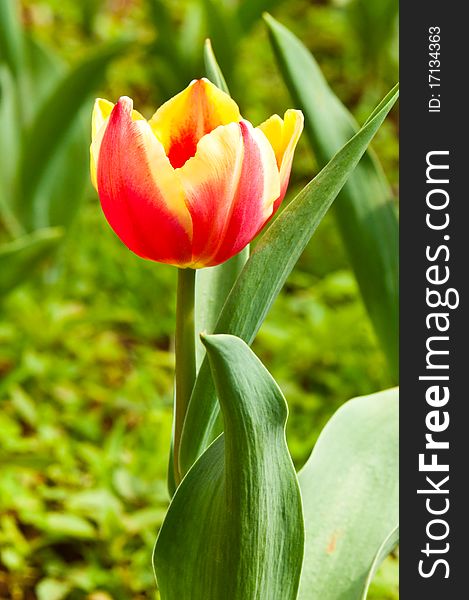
left=0, top=66, right=23, bottom=236
left=179, top=83, right=399, bottom=476
left=154, top=334, right=303, bottom=600
left=16, top=40, right=129, bottom=229
left=298, top=388, right=398, bottom=600
left=203, top=38, right=230, bottom=94
left=0, top=0, right=24, bottom=77
left=0, top=228, right=63, bottom=298
left=264, top=14, right=399, bottom=380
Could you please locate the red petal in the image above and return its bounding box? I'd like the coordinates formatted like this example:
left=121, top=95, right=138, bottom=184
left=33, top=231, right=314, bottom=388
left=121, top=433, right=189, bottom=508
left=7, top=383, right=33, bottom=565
left=178, top=120, right=280, bottom=267
left=97, top=98, right=193, bottom=266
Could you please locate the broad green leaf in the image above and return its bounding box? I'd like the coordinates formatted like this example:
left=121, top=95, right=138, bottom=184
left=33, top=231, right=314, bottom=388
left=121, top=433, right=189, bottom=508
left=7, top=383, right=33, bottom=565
left=298, top=389, right=398, bottom=600
left=265, top=15, right=399, bottom=380
left=179, top=83, right=399, bottom=476
left=0, top=228, right=63, bottom=297
left=16, top=40, right=129, bottom=229
left=154, top=334, right=303, bottom=600
left=0, top=0, right=24, bottom=77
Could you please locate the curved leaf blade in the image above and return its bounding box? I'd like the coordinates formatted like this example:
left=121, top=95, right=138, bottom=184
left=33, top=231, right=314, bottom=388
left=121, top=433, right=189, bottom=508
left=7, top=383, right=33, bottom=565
left=155, top=334, right=303, bottom=600
left=265, top=14, right=399, bottom=380
left=298, top=388, right=399, bottom=600
left=179, top=84, right=399, bottom=476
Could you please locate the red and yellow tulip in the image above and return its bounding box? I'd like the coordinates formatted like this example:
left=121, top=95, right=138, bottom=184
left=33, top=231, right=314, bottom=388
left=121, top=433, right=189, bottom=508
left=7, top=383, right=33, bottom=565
left=91, top=79, right=303, bottom=268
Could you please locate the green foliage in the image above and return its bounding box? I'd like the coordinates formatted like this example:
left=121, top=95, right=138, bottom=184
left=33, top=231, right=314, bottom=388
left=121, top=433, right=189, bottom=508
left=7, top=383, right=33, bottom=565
left=179, top=84, right=399, bottom=476
left=1, top=1, right=399, bottom=598
left=0, top=0, right=127, bottom=299
left=347, top=0, right=398, bottom=70
left=0, top=0, right=24, bottom=77
left=203, top=38, right=230, bottom=94
left=0, top=228, right=63, bottom=297
left=265, top=14, right=399, bottom=380
left=17, top=40, right=129, bottom=230
left=0, top=201, right=396, bottom=597
left=145, top=0, right=288, bottom=97
left=155, top=335, right=303, bottom=600
left=298, top=389, right=398, bottom=599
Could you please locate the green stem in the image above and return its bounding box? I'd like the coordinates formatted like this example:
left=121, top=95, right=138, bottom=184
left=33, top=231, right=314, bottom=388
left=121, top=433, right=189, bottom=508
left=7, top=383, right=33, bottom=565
left=173, top=267, right=196, bottom=485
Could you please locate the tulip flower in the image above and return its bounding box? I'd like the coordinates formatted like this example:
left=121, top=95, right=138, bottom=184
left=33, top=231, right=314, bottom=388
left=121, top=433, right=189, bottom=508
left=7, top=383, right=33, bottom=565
left=91, top=78, right=303, bottom=268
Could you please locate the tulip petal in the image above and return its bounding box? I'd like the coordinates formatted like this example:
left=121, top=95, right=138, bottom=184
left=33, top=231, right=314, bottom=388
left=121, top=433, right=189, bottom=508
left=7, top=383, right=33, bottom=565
left=179, top=120, right=280, bottom=267
left=258, top=109, right=304, bottom=210
left=96, top=97, right=193, bottom=266
left=149, top=79, right=242, bottom=169
left=92, top=98, right=115, bottom=138
left=91, top=99, right=114, bottom=189
left=90, top=98, right=144, bottom=189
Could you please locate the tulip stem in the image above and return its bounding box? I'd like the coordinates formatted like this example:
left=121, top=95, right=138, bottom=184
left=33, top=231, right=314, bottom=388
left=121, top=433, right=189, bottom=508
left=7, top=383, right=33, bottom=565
left=174, top=267, right=196, bottom=485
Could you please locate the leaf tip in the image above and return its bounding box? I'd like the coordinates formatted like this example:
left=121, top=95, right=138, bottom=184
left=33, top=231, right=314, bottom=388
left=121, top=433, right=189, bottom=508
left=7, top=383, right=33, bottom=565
left=262, top=12, right=275, bottom=26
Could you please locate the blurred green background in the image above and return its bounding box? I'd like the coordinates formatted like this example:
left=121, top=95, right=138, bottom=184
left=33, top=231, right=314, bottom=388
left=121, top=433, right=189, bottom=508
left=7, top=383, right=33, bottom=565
left=0, top=0, right=398, bottom=598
